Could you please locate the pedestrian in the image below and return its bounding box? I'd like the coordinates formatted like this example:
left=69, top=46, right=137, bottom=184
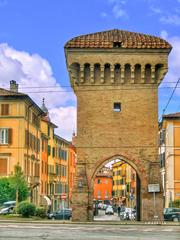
left=118, top=205, right=121, bottom=216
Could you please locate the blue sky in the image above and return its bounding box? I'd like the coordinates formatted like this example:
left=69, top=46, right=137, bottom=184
left=0, top=0, right=180, bottom=139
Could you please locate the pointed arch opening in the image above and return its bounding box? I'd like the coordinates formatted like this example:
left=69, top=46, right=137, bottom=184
left=90, top=154, right=143, bottom=222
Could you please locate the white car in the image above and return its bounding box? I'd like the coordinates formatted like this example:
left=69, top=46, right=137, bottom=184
left=105, top=206, right=114, bottom=215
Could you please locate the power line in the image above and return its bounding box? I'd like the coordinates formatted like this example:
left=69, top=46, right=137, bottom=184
left=1, top=81, right=180, bottom=90
left=1, top=86, right=180, bottom=94
left=159, top=78, right=180, bottom=122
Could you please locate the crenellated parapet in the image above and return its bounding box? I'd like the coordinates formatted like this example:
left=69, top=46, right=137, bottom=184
left=65, top=29, right=171, bottom=91
left=68, top=61, right=168, bottom=87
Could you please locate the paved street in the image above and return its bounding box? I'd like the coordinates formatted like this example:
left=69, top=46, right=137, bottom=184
left=0, top=223, right=179, bottom=240
left=94, top=209, right=120, bottom=221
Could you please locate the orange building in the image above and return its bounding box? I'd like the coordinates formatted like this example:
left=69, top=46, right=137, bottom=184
left=94, top=167, right=113, bottom=202
left=68, top=143, right=76, bottom=204
left=159, top=112, right=180, bottom=207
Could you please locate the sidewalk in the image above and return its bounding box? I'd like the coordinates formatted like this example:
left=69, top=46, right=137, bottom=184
left=0, top=217, right=179, bottom=226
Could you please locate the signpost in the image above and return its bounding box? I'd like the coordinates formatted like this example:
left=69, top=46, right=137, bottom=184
left=148, top=184, right=160, bottom=220
left=129, top=194, right=134, bottom=221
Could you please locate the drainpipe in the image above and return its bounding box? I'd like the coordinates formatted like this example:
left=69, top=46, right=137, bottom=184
left=26, top=104, right=33, bottom=202
left=35, top=111, right=44, bottom=206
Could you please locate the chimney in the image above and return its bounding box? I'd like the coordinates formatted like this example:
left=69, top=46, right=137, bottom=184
left=10, top=80, right=18, bottom=92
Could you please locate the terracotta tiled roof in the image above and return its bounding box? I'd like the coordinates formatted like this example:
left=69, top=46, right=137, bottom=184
left=0, top=87, right=45, bottom=115
left=0, top=88, right=26, bottom=96
left=163, top=112, right=180, bottom=118
left=65, top=29, right=172, bottom=49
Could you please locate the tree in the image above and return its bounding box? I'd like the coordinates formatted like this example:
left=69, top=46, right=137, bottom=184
left=0, top=177, right=12, bottom=205
left=0, top=164, right=28, bottom=205
left=9, top=164, right=29, bottom=203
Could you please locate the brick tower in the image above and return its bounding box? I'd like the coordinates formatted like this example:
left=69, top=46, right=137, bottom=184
left=64, top=29, right=172, bottom=221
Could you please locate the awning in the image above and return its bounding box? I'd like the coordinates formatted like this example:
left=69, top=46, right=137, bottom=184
left=43, top=196, right=52, bottom=206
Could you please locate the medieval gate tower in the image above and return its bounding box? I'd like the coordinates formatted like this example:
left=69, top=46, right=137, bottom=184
left=65, top=29, right=171, bottom=221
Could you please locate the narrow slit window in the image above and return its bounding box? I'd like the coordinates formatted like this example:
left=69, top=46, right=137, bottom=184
left=113, top=42, right=122, bottom=48
left=114, top=102, right=121, bottom=112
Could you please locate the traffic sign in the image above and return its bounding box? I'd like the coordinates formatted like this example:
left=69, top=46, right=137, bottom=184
left=148, top=184, right=160, bottom=193
left=61, top=194, right=67, bottom=200
left=129, top=195, right=134, bottom=200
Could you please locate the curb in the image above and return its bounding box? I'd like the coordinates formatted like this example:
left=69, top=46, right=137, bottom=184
left=0, top=219, right=179, bottom=226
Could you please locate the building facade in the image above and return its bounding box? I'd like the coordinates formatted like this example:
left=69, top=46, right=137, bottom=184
left=159, top=112, right=180, bottom=207
left=0, top=81, right=76, bottom=210
left=112, top=161, right=136, bottom=208
left=0, top=80, right=44, bottom=205
left=93, top=167, right=112, bottom=202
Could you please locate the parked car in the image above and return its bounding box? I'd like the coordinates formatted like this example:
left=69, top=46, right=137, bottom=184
left=105, top=205, right=114, bottom=215
left=0, top=201, right=16, bottom=215
left=2, top=201, right=16, bottom=208
left=0, top=206, right=14, bottom=215
left=164, top=208, right=180, bottom=222
left=48, top=208, right=72, bottom=220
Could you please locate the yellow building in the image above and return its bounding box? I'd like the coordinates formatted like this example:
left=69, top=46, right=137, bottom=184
left=0, top=80, right=44, bottom=205
left=39, top=103, right=57, bottom=211
left=0, top=81, right=76, bottom=210
left=53, top=135, right=69, bottom=210
left=159, top=112, right=180, bottom=207
left=112, top=161, right=126, bottom=205
left=112, top=160, right=136, bottom=207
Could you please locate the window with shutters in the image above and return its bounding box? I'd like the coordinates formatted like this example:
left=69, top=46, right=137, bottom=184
left=0, top=158, right=8, bottom=175
left=105, top=190, right=108, bottom=198
left=97, top=179, right=101, bottom=184
left=0, top=128, right=12, bottom=144
left=25, top=130, right=29, bottom=147
left=1, top=104, right=9, bottom=115
left=25, top=105, right=28, bottom=119
left=48, top=145, right=51, bottom=156
left=98, top=190, right=101, bottom=198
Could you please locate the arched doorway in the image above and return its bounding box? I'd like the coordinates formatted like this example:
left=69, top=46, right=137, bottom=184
left=88, top=154, right=145, bottom=221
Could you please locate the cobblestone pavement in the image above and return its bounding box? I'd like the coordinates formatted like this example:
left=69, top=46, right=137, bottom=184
left=0, top=223, right=179, bottom=240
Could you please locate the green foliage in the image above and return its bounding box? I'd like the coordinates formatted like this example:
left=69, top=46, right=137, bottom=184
left=17, top=201, right=36, bottom=217
left=0, top=164, right=28, bottom=205
left=35, top=207, right=47, bottom=218
left=0, top=178, right=13, bottom=205
left=169, top=200, right=180, bottom=208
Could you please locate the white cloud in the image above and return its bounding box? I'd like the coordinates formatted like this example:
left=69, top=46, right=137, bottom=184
left=100, top=12, right=108, bottom=18
left=0, top=43, right=75, bottom=107
left=49, top=106, right=77, bottom=141
left=168, top=36, right=180, bottom=75
left=107, top=0, right=128, bottom=19
left=162, top=35, right=180, bottom=96
left=0, top=43, right=76, bottom=140
left=160, top=14, right=180, bottom=25
left=160, top=30, right=168, bottom=39
left=150, top=6, right=163, bottom=14
left=159, top=35, right=180, bottom=113
left=112, top=4, right=128, bottom=19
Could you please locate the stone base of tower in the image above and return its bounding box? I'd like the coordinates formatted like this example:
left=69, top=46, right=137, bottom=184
left=71, top=190, right=89, bottom=222
left=141, top=193, right=164, bottom=222
left=72, top=192, right=164, bottom=222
